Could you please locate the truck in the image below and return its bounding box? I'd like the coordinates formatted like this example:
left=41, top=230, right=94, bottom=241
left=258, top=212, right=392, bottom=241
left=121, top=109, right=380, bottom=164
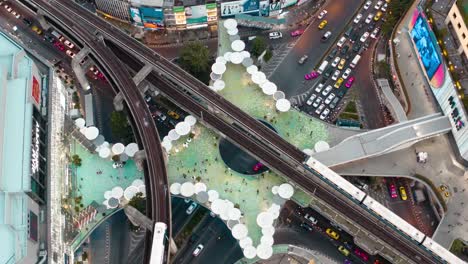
left=50, top=30, right=62, bottom=39
left=350, top=54, right=361, bottom=68
left=317, top=60, right=329, bottom=74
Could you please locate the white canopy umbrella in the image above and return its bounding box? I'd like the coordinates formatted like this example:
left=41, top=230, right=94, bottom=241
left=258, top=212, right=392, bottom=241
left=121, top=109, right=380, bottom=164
left=112, top=143, right=125, bottom=155
left=170, top=182, right=182, bottom=195
left=271, top=186, right=279, bottom=195
left=223, top=18, right=237, bottom=29
left=229, top=34, right=240, bottom=41
left=124, top=143, right=138, bottom=158
left=257, top=212, right=274, bottom=228
left=228, top=207, right=242, bottom=220
left=138, top=185, right=146, bottom=197
left=216, top=56, right=227, bottom=64
left=194, top=182, right=207, bottom=194
left=314, top=141, right=330, bottom=152
left=276, top=98, right=291, bottom=112
left=168, top=129, right=181, bottom=141
left=256, top=244, right=273, bottom=259
left=104, top=191, right=112, bottom=200
left=232, top=223, right=248, bottom=239
left=223, top=52, right=232, bottom=62
left=270, top=203, right=281, bottom=212
left=163, top=136, right=171, bottom=144
left=175, top=122, right=191, bottom=136
left=273, top=91, right=286, bottom=101
left=278, top=183, right=294, bottom=199
left=196, top=191, right=209, bottom=203
left=246, top=65, right=258, bottom=74
left=262, top=226, right=275, bottom=236
left=211, top=62, right=227, bottom=75
left=213, top=79, right=226, bottom=91
left=180, top=182, right=195, bottom=197
left=262, top=82, right=278, bottom=95
left=231, top=40, right=246, bottom=52
left=230, top=52, right=244, bottom=64
left=227, top=219, right=239, bottom=229
left=220, top=206, right=230, bottom=220
left=108, top=197, right=119, bottom=208
left=79, top=127, right=87, bottom=135
left=120, top=153, right=129, bottom=162
left=242, top=57, right=254, bottom=67
left=85, top=126, right=99, bottom=140
left=208, top=190, right=219, bottom=202
left=132, top=179, right=144, bottom=188
left=162, top=140, right=172, bottom=151
left=93, top=135, right=105, bottom=147
left=303, top=148, right=314, bottom=155
left=99, top=147, right=111, bottom=159
left=124, top=185, right=139, bottom=200
left=261, top=235, right=274, bottom=246
left=241, top=51, right=250, bottom=58
left=211, top=199, right=225, bottom=214
left=239, top=237, right=253, bottom=249
left=210, top=72, right=222, bottom=80
left=243, top=246, right=257, bottom=259
left=184, top=115, right=197, bottom=126
left=227, top=28, right=239, bottom=36
left=75, top=118, right=86, bottom=128
left=111, top=186, right=124, bottom=199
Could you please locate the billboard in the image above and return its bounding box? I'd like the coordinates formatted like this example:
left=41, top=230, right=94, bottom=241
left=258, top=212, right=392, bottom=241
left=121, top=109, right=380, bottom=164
left=410, top=13, right=442, bottom=81
left=140, top=7, right=164, bottom=29
left=185, top=5, right=207, bottom=24
left=31, top=76, right=41, bottom=107
left=129, top=7, right=143, bottom=26
left=220, top=0, right=259, bottom=17
left=259, top=0, right=269, bottom=16
left=206, top=3, right=217, bottom=22
left=173, top=6, right=187, bottom=25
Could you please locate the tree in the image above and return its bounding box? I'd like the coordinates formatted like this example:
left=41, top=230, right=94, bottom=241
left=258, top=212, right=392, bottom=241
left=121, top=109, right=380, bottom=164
left=72, top=154, right=82, bottom=166
left=251, top=37, right=267, bottom=57
left=110, top=111, right=134, bottom=144
left=128, top=192, right=146, bottom=215
left=178, top=42, right=211, bottom=84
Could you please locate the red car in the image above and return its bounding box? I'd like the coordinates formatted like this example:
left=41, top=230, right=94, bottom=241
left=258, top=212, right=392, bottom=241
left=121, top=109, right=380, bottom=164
left=290, top=29, right=304, bottom=37
left=305, top=71, right=319, bottom=80
left=354, top=248, right=369, bottom=261
left=388, top=183, right=398, bottom=199
left=345, top=77, right=355, bottom=88
left=53, top=41, right=65, bottom=51
left=253, top=162, right=264, bottom=172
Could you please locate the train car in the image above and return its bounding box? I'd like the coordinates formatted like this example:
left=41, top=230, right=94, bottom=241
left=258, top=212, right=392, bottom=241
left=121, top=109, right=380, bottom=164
left=422, top=237, right=466, bottom=264
left=305, top=157, right=367, bottom=202
left=150, top=222, right=167, bottom=264
left=362, top=196, right=425, bottom=243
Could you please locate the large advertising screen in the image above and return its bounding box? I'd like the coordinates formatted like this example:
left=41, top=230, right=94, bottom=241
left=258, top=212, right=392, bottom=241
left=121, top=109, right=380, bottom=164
left=140, top=7, right=164, bottom=29
left=31, top=76, right=41, bottom=107
left=220, top=0, right=259, bottom=17
left=185, top=5, right=207, bottom=24
left=410, top=15, right=441, bottom=80
left=129, top=7, right=143, bottom=26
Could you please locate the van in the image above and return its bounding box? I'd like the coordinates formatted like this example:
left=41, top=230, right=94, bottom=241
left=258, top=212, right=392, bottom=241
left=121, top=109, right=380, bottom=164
left=317, top=60, right=329, bottom=74
left=350, top=54, right=361, bottom=68
left=344, top=26, right=354, bottom=37
left=51, top=30, right=62, bottom=39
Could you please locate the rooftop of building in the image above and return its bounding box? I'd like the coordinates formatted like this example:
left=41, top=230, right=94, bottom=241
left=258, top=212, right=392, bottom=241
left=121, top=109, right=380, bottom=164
left=456, top=0, right=468, bottom=24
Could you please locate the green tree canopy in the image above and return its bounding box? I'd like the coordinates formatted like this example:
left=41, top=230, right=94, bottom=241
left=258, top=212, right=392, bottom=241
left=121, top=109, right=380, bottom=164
left=251, top=37, right=267, bottom=57
left=178, top=42, right=211, bottom=84
left=128, top=192, right=146, bottom=215
left=110, top=111, right=133, bottom=144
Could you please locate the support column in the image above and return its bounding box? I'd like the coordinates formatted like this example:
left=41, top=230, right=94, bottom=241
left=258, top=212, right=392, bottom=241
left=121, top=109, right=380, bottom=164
left=71, top=47, right=91, bottom=91
left=133, top=150, right=147, bottom=171
left=36, top=10, right=51, bottom=30
left=113, top=92, right=124, bottom=111
left=133, top=64, right=154, bottom=86
left=169, top=238, right=178, bottom=254
left=124, top=205, right=154, bottom=231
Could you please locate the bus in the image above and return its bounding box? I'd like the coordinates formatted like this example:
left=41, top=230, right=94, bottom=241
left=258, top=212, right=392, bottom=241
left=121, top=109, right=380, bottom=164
left=317, top=60, right=329, bottom=74
left=150, top=222, right=167, bottom=264
left=350, top=55, right=361, bottom=68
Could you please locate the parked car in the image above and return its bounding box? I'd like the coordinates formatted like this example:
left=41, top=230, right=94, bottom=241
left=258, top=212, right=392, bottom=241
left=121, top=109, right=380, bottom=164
left=304, top=213, right=318, bottom=225
left=360, top=32, right=370, bottom=43
left=64, top=40, right=74, bottom=49
left=305, top=71, right=319, bottom=80
left=66, top=50, right=75, bottom=58
left=312, top=97, right=323, bottom=108
left=325, top=93, right=336, bottom=104
left=337, top=59, right=346, bottom=70
left=374, top=0, right=383, bottom=10
left=363, top=0, right=372, bottom=9
left=381, top=3, right=388, bottom=11
left=167, top=110, right=180, bottom=119
left=22, top=18, right=32, bottom=26
left=334, top=78, right=344, bottom=88
left=290, top=29, right=305, bottom=37
left=253, top=162, right=264, bottom=172
left=365, top=13, right=374, bottom=24
left=353, top=14, right=363, bottom=24
left=370, top=27, right=381, bottom=38
left=388, top=183, right=398, bottom=199
left=331, top=56, right=341, bottom=67
left=269, top=32, right=282, bottom=39
left=301, top=222, right=313, bottom=231
left=315, top=103, right=326, bottom=114
left=320, top=108, right=330, bottom=120
left=374, top=11, right=383, bottom=21
left=318, top=20, right=328, bottom=29
left=337, top=36, right=347, bottom=48
left=342, top=68, right=352, bottom=79
left=315, top=83, right=325, bottom=93
left=193, top=244, right=204, bottom=256
left=338, top=246, right=350, bottom=256
left=322, top=85, right=333, bottom=96
left=317, top=9, right=328, bottom=19
left=298, top=55, right=308, bottom=64
left=352, top=43, right=361, bottom=52
left=306, top=94, right=318, bottom=105
left=345, top=77, right=355, bottom=88
left=329, top=97, right=340, bottom=109
left=186, top=202, right=198, bottom=214
left=399, top=186, right=408, bottom=201
left=354, top=248, right=369, bottom=261
left=326, top=228, right=340, bottom=240
left=332, top=70, right=341, bottom=81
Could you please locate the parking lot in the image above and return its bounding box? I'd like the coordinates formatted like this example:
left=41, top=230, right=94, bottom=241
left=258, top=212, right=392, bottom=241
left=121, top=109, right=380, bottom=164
left=299, top=0, right=389, bottom=122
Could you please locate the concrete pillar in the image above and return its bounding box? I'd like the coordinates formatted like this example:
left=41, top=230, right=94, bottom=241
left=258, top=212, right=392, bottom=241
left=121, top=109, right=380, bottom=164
left=113, top=92, right=124, bottom=111
left=169, top=238, right=178, bottom=254
left=36, top=10, right=51, bottom=30
left=133, top=64, right=154, bottom=86
left=71, top=47, right=91, bottom=91
left=133, top=150, right=147, bottom=171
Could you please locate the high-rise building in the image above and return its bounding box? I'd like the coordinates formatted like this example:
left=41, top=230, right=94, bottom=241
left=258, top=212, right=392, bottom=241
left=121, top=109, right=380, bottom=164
left=95, top=0, right=132, bottom=21
left=445, top=0, right=468, bottom=59
left=0, top=32, right=49, bottom=264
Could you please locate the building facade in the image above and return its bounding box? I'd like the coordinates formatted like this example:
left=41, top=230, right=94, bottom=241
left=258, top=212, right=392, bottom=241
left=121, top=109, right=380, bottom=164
left=95, top=0, right=132, bottom=21
left=445, top=0, right=468, bottom=59
left=0, top=32, right=49, bottom=263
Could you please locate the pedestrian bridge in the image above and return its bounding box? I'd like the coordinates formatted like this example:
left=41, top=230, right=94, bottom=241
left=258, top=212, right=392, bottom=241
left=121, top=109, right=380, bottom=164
left=312, top=113, right=452, bottom=167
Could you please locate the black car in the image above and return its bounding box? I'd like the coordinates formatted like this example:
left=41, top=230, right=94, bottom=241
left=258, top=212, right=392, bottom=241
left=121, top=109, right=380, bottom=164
left=340, top=45, right=349, bottom=55
left=43, top=33, right=54, bottom=43
left=368, top=23, right=375, bottom=31
left=352, top=43, right=361, bottom=53
left=327, top=47, right=338, bottom=59
left=300, top=222, right=313, bottom=231
left=350, top=33, right=359, bottom=43
left=323, top=68, right=333, bottom=79
left=22, top=18, right=32, bottom=26
left=344, top=26, right=354, bottom=37
left=337, top=89, right=346, bottom=98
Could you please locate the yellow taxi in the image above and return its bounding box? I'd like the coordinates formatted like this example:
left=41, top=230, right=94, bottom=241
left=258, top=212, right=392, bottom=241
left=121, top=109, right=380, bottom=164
left=338, top=245, right=349, bottom=256
left=318, top=20, right=328, bottom=29
left=326, top=228, right=340, bottom=240
left=385, top=0, right=391, bottom=3
left=31, top=25, right=43, bottom=35
left=337, top=58, right=346, bottom=70
left=167, top=110, right=180, bottom=119
left=334, top=78, right=344, bottom=88
left=374, top=11, right=383, bottom=21
left=399, top=186, right=407, bottom=201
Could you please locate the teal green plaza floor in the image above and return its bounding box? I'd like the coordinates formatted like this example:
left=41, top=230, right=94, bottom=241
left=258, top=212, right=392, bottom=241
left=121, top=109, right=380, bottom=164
left=73, top=141, right=143, bottom=207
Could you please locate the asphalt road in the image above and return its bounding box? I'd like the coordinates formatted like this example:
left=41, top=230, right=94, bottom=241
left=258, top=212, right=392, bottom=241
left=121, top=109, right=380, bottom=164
left=171, top=197, right=198, bottom=236
left=269, top=0, right=365, bottom=98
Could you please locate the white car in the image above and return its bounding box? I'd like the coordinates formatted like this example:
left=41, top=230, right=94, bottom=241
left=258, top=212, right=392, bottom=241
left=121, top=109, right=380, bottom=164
left=315, top=83, right=325, bottom=93
left=320, top=108, right=330, bottom=120
left=363, top=0, right=372, bottom=9
left=269, top=32, right=282, bottom=39
left=331, top=70, right=341, bottom=81
left=331, top=57, right=341, bottom=67
left=66, top=50, right=76, bottom=58
left=381, top=3, right=388, bottom=12
left=322, top=85, right=333, bottom=96
left=193, top=244, right=204, bottom=256
left=315, top=103, right=325, bottom=115
left=342, top=68, right=352, bottom=79
left=325, top=93, right=336, bottom=104
left=370, top=27, right=380, bottom=38
left=374, top=0, right=383, bottom=10
left=365, top=14, right=374, bottom=24
left=353, top=14, right=363, bottom=24
left=337, top=36, right=347, bottom=48
left=64, top=40, right=74, bottom=49
left=306, top=93, right=318, bottom=105
left=304, top=213, right=318, bottom=225
left=312, top=97, right=322, bottom=108
left=318, top=9, right=328, bottom=19
left=186, top=202, right=198, bottom=214
left=360, top=32, right=370, bottom=43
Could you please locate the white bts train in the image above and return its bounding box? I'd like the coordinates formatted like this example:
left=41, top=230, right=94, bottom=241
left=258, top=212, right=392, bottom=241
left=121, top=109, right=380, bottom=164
left=150, top=222, right=167, bottom=264
left=304, top=157, right=465, bottom=264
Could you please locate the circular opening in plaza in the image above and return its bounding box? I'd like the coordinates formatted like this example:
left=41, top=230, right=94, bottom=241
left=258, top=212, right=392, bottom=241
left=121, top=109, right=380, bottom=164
left=218, top=120, right=277, bottom=175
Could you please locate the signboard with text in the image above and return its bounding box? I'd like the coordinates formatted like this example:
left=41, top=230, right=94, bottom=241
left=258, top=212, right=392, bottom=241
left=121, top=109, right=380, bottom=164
left=220, top=0, right=259, bottom=17
left=31, top=76, right=41, bottom=108
left=185, top=5, right=208, bottom=24
left=129, top=7, right=143, bottom=26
